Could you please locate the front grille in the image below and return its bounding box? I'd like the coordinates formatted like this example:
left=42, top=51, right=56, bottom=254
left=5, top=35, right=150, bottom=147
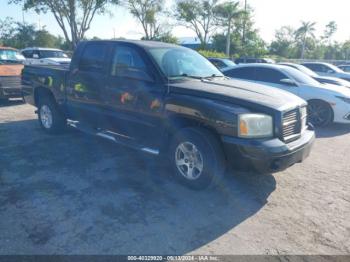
left=282, top=107, right=305, bottom=142
left=0, top=76, right=22, bottom=89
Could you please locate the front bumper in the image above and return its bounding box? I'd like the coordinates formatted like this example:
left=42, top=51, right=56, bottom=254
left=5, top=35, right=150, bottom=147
left=221, top=128, right=315, bottom=173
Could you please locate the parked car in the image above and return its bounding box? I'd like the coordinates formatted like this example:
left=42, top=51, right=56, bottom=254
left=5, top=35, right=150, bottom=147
left=338, top=64, right=350, bottom=72
left=223, top=64, right=350, bottom=126
left=0, top=47, right=25, bottom=102
left=279, top=62, right=350, bottom=88
left=21, top=47, right=71, bottom=66
left=207, top=57, right=236, bottom=71
left=235, top=57, right=275, bottom=64
left=302, top=62, right=350, bottom=82
left=22, top=40, right=315, bottom=189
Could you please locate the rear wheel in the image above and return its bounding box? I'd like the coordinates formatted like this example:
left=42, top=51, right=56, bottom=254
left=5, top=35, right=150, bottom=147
left=38, top=96, right=66, bottom=134
left=307, top=100, right=333, bottom=127
left=169, top=128, right=225, bottom=190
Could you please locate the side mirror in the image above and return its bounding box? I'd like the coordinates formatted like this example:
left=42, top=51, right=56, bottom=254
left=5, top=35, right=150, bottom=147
left=280, top=78, right=297, bottom=86
left=33, top=54, right=39, bottom=59
left=327, top=69, right=335, bottom=74
left=116, top=67, right=154, bottom=82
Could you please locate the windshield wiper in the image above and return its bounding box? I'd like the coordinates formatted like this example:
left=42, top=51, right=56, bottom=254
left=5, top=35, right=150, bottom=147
left=168, top=73, right=203, bottom=80
left=202, top=74, right=224, bottom=80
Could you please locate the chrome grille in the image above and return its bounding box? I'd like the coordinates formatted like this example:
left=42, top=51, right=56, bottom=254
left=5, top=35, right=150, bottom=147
left=0, top=76, right=22, bottom=88
left=282, top=108, right=304, bottom=142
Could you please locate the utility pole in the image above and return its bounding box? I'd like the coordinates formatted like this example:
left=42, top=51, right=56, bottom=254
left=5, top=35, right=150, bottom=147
left=242, top=0, right=247, bottom=55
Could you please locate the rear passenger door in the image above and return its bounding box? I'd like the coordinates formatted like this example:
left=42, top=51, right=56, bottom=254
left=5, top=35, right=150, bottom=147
left=103, top=44, right=165, bottom=147
left=66, top=42, right=110, bottom=128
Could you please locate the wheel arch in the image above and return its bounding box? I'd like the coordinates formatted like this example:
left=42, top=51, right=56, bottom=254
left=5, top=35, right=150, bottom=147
left=307, top=98, right=335, bottom=124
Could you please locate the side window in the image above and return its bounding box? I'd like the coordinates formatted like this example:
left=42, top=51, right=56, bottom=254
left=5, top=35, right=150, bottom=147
left=306, top=64, right=322, bottom=72
left=225, top=67, right=256, bottom=80
left=322, top=65, right=334, bottom=73
left=33, top=51, right=40, bottom=59
left=255, top=68, right=288, bottom=84
left=79, top=43, right=108, bottom=73
left=22, top=50, right=33, bottom=58
left=111, top=46, right=147, bottom=77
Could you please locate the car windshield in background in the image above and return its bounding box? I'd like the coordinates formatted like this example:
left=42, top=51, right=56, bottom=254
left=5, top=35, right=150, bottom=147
left=284, top=67, right=321, bottom=86
left=0, top=49, right=25, bottom=63
left=39, top=50, right=68, bottom=58
left=222, top=59, right=236, bottom=67
left=294, top=64, right=318, bottom=77
left=327, top=63, right=343, bottom=73
left=149, top=47, right=223, bottom=80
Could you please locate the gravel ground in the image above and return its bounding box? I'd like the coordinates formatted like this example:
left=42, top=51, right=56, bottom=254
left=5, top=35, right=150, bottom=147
left=0, top=101, right=349, bottom=255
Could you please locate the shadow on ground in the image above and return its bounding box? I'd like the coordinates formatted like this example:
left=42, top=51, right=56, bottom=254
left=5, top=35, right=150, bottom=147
left=0, top=119, right=276, bottom=254
left=315, top=123, right=350, bottom=138
left=0, top=99, right=25, bottom=108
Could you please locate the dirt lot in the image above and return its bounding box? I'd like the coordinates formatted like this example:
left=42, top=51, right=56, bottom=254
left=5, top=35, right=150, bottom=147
left=0, top=100, right=349, bottom=255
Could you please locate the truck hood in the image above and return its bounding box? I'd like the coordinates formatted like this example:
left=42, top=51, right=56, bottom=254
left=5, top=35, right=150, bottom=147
left=168, top=78, right=306, bottom=111
left=0, top=64, right=24, bottom=76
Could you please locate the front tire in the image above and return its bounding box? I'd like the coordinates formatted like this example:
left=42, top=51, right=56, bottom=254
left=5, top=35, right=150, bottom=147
left=169, top=128, right=225, bottom=190
left=307, top=100, right=333, bottom=127
left=38, top=96, right=66, bottom=134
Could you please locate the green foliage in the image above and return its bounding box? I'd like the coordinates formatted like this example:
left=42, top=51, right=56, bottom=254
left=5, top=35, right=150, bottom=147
left=211, top=6, right=267, bottom=58
left=126, top=0, right=165, bottom=40
left=174, top=0, right=218, bottom=48
left=8, top=0, right=120, bottom=49
left=0, top=18, right=64, bottom=49
left=198, top=49, right=226, bottom=58
left=213, top=1, right=244, bottom=55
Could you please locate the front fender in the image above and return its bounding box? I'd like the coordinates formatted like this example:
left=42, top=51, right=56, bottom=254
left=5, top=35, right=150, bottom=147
left=164, top=94, right=251, bottom=137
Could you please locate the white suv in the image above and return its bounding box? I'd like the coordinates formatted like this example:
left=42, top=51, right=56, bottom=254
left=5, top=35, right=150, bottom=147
left=21, top=47, right=71, bottom=66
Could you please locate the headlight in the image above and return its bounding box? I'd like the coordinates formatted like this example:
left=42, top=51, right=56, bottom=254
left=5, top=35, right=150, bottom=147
left=238, top=114, right=273, bottom=138
left=336, top=96, right=350, bottom=104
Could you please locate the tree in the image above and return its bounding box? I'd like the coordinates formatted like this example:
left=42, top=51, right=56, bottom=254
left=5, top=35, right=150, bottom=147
left=323, top=21, right=337, bottom=44
left=9, top=0, right=120, bottom=49
left=295, top=21, right=316, bottom=59
left=174, top=0, right=218, bottom=48
left=0, top=18, right=64, bottom=49
left=214, top=1, right=244, bottom=56
left=125, top=0, right=165, bottom=40
left=269, top=26, right=297, bottom=58
left=211, top=9, right=267, bottom=58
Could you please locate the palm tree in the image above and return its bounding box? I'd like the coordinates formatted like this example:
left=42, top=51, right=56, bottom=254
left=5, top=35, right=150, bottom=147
left=214, top=1, right=245, bottom=56
left=296, top=21, right=316, bottom=59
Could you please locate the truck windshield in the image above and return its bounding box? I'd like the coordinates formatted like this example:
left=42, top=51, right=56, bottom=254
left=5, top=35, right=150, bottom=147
left=149, top=47, right=223, bottom=80
left=39, top=50, right=68, bottom=58
left=0, top=49, right=25, bottom=64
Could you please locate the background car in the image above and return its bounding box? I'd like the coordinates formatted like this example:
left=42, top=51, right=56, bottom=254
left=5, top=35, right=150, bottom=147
left=21, top=47, right=71, bottom=65
left=280, top=62, right=350, bottom=88
left=338, top=64, right=350, bottom=72
left=223, top=64, right=350, bottom=126
left=302, top=62, right=350, bottom=82
left=0, top=47, right=25, bottom=102
left=235, top=57, right=275, bottom=64
left=207, top=57, right=236, bottom=71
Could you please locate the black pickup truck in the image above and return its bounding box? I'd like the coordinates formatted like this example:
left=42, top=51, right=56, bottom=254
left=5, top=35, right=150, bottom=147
left=22, top=40, right=315, bottom=189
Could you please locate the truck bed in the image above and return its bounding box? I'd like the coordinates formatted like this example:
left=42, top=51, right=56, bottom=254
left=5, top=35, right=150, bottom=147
left=21, top=64, right=70, bottom=106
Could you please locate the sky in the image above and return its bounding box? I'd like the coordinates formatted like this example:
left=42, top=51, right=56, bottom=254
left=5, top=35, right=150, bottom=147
left=1, top=0, right=350, bottom=43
